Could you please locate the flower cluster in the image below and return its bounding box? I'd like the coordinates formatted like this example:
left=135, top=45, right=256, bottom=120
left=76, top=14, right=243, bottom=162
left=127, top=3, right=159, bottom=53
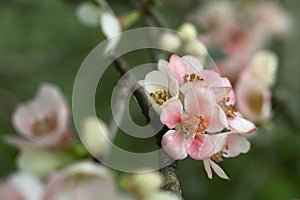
left=143, top=54, right=257, bottom=179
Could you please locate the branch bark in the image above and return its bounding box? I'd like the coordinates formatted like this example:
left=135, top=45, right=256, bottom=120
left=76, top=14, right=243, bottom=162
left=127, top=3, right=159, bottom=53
left=111, top=54, right=182, bottom=198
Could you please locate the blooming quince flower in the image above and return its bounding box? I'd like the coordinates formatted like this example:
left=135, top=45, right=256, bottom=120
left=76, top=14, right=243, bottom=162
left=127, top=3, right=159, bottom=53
left=43, top=161, right=116, bottom=200
left=6, top=83, right=72, bottom=149
left=203, top=132, right=251, bottom=179
left=161, top=84, right=227, bottom=160
left=142, top=59, right=179, bottom=114
left=0, top=172, right=44, bottom=200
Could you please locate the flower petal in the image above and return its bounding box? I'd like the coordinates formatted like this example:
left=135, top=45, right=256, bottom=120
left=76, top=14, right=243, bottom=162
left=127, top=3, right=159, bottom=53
left=210, top=133, right=229, bottom=153
left=224, top=134, right=251, bottom=157
left=162, top=130, right=187, bottom=160
left=168, top=54, right=188, bottom=86
left=184, top=84, right=215, bottom=117
left=209, top=160, right=229, bottom=180
left=187, top=134, right=214, bottom=160
left=203, top=159, right=212, bottom=179
left=229, top=115, right=257, bottom=134
left=144, top=70, right=169, bottom=93
left=206, top=105, right=228, bottom=133
left=182, top=55, right=203, bottom=73
left=160, top=99, right=183, bottom=129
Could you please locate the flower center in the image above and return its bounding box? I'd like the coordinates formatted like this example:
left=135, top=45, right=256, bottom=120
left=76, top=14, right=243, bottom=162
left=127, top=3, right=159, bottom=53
left=32, top=113, right=57, bottom=136
left=176, top=115, right=207, bottom=137
left=183, top=73, right=203, bottom=83
left=149, top=89, right=169, bottom=105
left=220, top=97, right=237, bottom=119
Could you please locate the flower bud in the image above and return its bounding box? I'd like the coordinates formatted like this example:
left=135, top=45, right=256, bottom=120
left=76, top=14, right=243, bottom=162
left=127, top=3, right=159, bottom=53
left=81, top=116, right=111, bottom=157
left=184, top=39, right=207, bottom=63
left=76, top=2, right=101, bottom=27
left=249, top=50, right=278, bottom=86
left=120, top=170, right=163, bottom=198
left=178, top=22, right=197, bottom=39
left=159, top=32, right=181, bottom=52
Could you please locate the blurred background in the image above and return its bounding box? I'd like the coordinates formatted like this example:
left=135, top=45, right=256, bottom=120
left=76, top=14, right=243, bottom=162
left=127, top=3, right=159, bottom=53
left=0, top=0, right=300, bottom=199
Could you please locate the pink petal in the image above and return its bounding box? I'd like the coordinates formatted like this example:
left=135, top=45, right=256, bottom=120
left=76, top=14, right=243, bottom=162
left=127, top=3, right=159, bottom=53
left=160, top=99, right=183, bottom=129
left=236, top=71, right=272, bottom=122
left=203, top=159, right=212, bottom=179
left=182, top=55, right=203, bottom=73
left=168, top=54, right=188, bottom=86
left=209, top=160, right=229, bottom=180
left=224, top=134, right=251, bottom=158
left=210, top=133, right=229, bottom=153
left=206, top=105, right=228, bottom=133
left=162, top=130, right=188, bottom=160
left=184, top=84, right=215, bottom=118
left=187, top=134, right=214, bottom=160
left=229, top=115, right=257, bottom=134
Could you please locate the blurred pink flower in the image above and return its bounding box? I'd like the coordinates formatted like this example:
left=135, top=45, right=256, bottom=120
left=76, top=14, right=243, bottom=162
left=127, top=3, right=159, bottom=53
left=6, top=83, right=73, bottom=149
left=0, top=172, right=44, bottom=200
left=43, top=161, right=116, bottom=200
left=161, top=84, right=227, bottom=160
left=235, top=68, right=272, bottom=122
left=252, top=1, right=292, bottom=37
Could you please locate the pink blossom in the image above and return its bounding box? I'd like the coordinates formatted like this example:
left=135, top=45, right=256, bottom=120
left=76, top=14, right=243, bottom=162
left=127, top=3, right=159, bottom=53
left=6, top=83, right=73, bottom=149
left=203, top=132, right=251, bottom=179
left=43, top=161, right=116, bottom=200
left=235, top=68, right=272, bottom=122
left=167, top=54, right=232, bottom=101
left=161, top=84, right=228, bottom=160
left=0, top=173, right=44, bottom=200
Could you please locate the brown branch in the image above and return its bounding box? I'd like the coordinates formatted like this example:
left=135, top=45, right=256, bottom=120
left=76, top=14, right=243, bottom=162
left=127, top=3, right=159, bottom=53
left=111, top=54, right=182, bottom=198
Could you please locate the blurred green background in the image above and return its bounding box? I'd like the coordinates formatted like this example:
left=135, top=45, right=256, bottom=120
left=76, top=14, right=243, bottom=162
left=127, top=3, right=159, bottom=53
left=0, top=0, right=300, bottom=199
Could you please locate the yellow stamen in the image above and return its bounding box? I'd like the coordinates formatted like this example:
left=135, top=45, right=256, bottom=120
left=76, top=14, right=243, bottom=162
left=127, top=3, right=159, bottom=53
left=183, top=73, right=203, bottom=83
left=149, top=89, right=169, bottom=105
left=211, top=150, right=227, bottom=163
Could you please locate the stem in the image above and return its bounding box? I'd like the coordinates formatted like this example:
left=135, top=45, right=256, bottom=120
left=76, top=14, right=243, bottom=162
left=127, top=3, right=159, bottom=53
left=130, top=0, right=167, bottom=28
left=111, top=54, right=182, bottom=198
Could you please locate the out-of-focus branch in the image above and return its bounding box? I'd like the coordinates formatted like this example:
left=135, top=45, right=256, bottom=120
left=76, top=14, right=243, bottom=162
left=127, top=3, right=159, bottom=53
left=130, top=0, right=167, bottom=28
left=110, top=54, right=182, bottom=198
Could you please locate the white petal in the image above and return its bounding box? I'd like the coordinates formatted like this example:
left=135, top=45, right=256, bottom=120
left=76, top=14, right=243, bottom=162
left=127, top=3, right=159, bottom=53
left=209, top=160, right=229, bottom=180
left=144, top=71, right=169, bottom=93
left=100, top=12, right=121, bottom=38
left=100, top=12, right=121, bottom=53
left=203, top=160, right=212, bottom=179
left=225, top=134, right=251, bottom=157
left=229, top=116, right=257, bottom=134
